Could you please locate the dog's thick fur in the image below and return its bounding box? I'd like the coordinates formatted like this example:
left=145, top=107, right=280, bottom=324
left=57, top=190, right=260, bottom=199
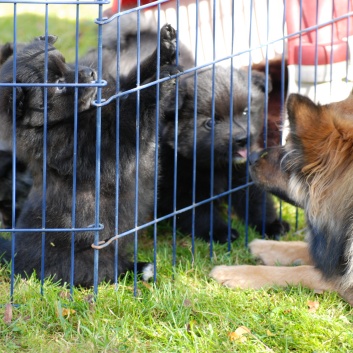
left=0, top=150, right=32, bottom=228
left=210, top=92, right=353, bottom=305
left=0, top=25, right=178, bottom=286
left=157, top=65, right=289, bottom=243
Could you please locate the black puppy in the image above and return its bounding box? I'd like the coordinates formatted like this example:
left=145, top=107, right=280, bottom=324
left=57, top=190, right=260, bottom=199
left=0, top=25, right=178, bottom=286
left=158, top=65, right=289, bottom=243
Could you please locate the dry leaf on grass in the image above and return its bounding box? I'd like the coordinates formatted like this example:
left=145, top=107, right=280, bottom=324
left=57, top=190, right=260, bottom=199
left=141, top=281, right=152, bottom=290
left=59, top=291, right=71, bottom=299
left=228, top=326, right=251, bottom=342
left=266, top=329, right=275, bottom=337
left=56, top=308, right=76, bottom=317
left=183, top=299, right=192, bottom=307
left=229, top=326, right=274, bottom=351
left=186, top=319, right=198, bottom=333
left=307, top=301, right=319, bottom=313
left=4, top=303, right=12, bottom=324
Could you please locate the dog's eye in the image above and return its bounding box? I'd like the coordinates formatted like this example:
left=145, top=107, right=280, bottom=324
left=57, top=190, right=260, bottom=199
left=54, top=78, right=66, bottom=93
left=205, top=119, right=214, bottom=129
left=242, top=107, right=249, bottom=116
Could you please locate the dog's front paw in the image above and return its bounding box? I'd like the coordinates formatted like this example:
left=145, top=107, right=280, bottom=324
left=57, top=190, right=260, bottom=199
left=210, top=265, right=269, bottom=289
left=249, top=239, right=312, bottom=266
left=160, top=24, right=177, bottom=64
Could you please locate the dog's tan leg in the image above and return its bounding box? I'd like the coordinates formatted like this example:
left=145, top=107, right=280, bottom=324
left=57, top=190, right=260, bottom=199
left=209, top=265, right=335, bottom=291
left=249, top=239, right=314, bottom=266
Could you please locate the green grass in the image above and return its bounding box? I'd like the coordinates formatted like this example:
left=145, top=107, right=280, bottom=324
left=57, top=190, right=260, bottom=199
left=0, top=10, right=353, bottom=353
left=0, top=13, right=97, bottom=62
left=1, top=205, right=352, bottom=352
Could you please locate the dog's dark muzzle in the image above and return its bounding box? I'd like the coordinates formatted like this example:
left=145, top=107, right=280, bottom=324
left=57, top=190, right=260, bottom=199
left=78, top=67, right=97, bottom=83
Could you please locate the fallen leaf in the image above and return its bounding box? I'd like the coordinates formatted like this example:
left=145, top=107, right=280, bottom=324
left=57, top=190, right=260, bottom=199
left=228, top=326, right=251, bottom=342
left=4, top=303, right=12, bottom=324
left=141, top=281, right=152, bottom=290
left=307, top=300, right=319, bottom=313
left=183, top=299, right=192, bottom=307
left=266, top=329, right=275, bottom=337
left=61, top=308, right=76, bottom=317
left=59, top=291, right=71, bottom=299
left=186, top=319, right=197, bottom=333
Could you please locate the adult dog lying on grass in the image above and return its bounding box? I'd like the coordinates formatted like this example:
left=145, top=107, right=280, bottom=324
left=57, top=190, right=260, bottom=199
left=0, top=25, right=179, bottom=287
left=210, top=92, right=353, bottom=305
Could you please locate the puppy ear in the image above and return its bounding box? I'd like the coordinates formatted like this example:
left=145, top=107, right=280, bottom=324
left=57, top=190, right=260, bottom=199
left=0, top=43, right=14, bottom=65
left=35, top=35, right=58, bottom=45
left=7, top=86, right=25, bottom=119
left=251, top=70, right=273, bottom=94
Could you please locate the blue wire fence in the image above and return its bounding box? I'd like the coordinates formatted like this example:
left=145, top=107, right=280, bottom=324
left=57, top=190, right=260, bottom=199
left=0, top=0, right=352, bottom=300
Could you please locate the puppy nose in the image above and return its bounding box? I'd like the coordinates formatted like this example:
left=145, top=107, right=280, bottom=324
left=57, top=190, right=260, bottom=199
left=249, top=151, right=262, bottom=165
left=235, top=137, right=247, bottom=149
left=79, top=67, right=96, bottom=81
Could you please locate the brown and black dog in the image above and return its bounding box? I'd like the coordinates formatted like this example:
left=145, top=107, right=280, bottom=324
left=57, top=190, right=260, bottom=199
left=210, top=91, right=353, bottom=305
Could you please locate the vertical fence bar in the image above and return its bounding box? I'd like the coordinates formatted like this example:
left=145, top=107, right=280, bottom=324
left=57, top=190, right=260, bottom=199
left=171, top=0, right=180, bottom=274
left=260, top=0, right=271, bottom=238
left=244, top=0, right=254, bottom=248
left=153, top=2, right=161, bottom=283
left=227, top=0, right=235, bottom=251
left=40, top=4, right=50, bottom=295
left=114, top=1, right=122, bottom=288
left=191, top=0, right=200, bottom=257
left=93, top=1, right=104, bottom=296
left=70, top=3, right=81, bottom=294
left=133, top=0, right=142, bottom=296
left=208, top=0, right=217, bottom=257
left=10, top=2, right=18, bottom=301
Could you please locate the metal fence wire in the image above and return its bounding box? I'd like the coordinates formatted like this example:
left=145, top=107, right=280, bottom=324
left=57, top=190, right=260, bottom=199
left=0, top=0, right=352, bottom=299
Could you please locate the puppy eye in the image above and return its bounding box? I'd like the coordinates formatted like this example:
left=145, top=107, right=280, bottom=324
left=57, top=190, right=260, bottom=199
left=205, top=119, right=214, bottom=129
left=242, top=107, right=249, bottom=116
left=54, top=78, right=66, bottom=93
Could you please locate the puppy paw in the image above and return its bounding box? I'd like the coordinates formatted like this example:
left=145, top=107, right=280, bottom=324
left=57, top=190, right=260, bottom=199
left=160, top=24, right=177, bottom=64
left=137, top=262, right=154, bottom=281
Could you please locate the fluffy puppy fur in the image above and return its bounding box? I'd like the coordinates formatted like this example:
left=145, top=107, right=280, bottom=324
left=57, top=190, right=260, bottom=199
left=0, top=25, right=178, bottom=286
left=158, top=65, right=289, bottom=243
left=0, top=150, right=32, bottom=228
left=210, top=92, right=353, bottom=305
left=0, top=43, right=32, bottom=229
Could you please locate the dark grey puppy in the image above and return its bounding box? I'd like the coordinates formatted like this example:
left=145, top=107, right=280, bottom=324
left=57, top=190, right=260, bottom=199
left=158, top=65, right=289, bottom=243
left=0, top=25, right=179, bottom=286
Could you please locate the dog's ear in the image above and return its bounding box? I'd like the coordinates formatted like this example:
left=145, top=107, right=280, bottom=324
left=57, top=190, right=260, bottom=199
left=0, top=43, right=14, bottom=66
left=7, top=86, right=25, bottom=119
left=251, top=70, right=273, bottom=94
left=35, top=35, right=58, bottom=45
